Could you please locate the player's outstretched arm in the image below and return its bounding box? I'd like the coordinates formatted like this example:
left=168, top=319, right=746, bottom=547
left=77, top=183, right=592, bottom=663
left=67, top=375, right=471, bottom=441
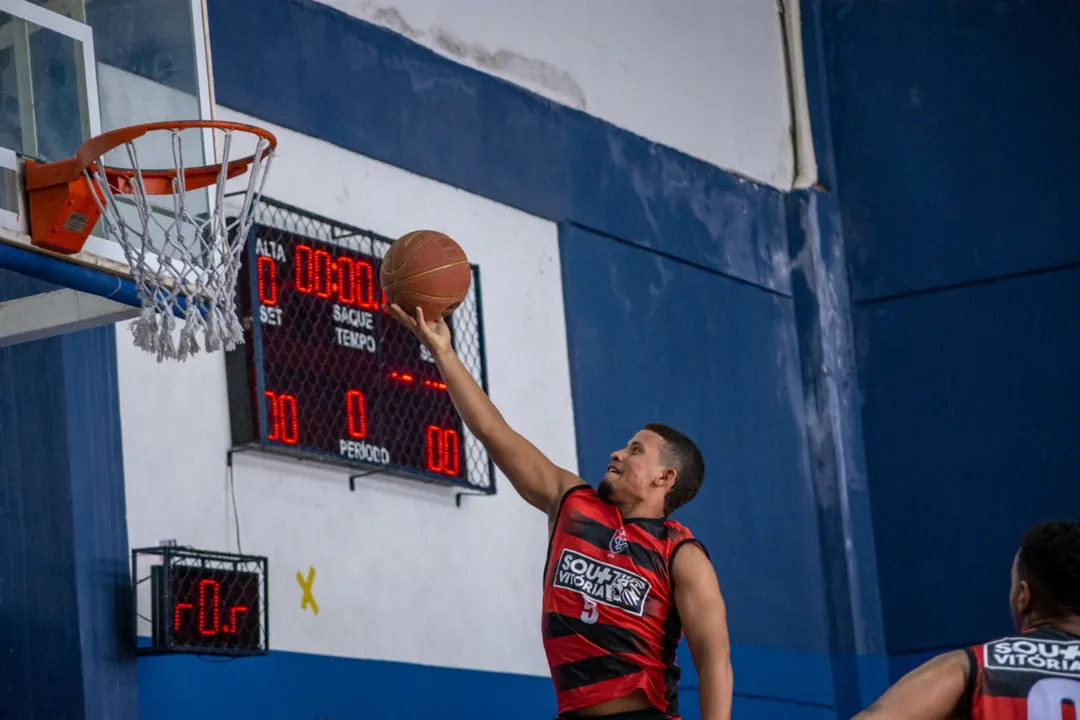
left=390, top=304, right=584, bottom=515
left=672, top=543, right=733, bottom=720
left=852, top=650, right=971, bottom=720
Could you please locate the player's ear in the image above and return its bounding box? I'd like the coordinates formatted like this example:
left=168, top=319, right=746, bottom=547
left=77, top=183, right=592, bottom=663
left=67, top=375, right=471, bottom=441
left=657, top=466, right=676, bottom=489
left=1017, top=579, right=1032, bottom=615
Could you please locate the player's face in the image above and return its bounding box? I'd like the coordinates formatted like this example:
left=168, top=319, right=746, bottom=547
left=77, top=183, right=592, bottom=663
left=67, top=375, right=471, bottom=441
left=599, top=429, right=674, bottom=506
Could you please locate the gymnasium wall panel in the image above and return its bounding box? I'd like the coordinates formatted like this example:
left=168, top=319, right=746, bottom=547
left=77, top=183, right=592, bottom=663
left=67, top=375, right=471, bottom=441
left=204, top=0, right=793, bottom=295
left=0, top=272, right=135, bottom=719
left=853, top=266, right=1080, bottom=654
left=820, top=0, right=1080, bottom=665
left=136, top=650, right=836, bottom=720
left=137, top=651, right=557, bottom=719
left=560, top=223, right=832, bottom=706
left=823, top=0, right=1080, bottom=302
left=317, top=0, right=799, bottom=190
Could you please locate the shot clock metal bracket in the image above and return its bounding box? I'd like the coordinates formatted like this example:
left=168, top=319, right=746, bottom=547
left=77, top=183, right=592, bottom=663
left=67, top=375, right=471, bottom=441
left=131, top=545, right=270, bottom=658
left=223, top=197, right=496, bottom=498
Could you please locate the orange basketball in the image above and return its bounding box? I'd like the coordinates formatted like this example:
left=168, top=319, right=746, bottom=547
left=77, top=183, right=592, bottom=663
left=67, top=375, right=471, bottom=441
left=380, top=230, right=471, bottom=319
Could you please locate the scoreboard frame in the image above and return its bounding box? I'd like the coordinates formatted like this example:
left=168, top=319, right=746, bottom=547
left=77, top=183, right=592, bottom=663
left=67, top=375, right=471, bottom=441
left=224, top=197, right=496, bottom=496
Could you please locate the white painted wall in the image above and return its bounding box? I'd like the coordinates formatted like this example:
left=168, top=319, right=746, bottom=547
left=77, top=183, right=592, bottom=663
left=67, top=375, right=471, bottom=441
left=118, top=110, right=577, bottom=677
left=318, top=0, right=803, bottom=189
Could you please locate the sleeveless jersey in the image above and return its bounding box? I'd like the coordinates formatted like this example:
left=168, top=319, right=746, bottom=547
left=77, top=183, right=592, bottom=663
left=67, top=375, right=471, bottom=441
left=966, top=627, right=1080, bottom=719
left=541, top=485, right=707, bottom=718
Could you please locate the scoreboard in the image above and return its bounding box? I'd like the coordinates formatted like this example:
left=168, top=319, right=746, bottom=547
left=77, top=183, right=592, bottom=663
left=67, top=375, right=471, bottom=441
left=225, top=204, right=494, bottom=493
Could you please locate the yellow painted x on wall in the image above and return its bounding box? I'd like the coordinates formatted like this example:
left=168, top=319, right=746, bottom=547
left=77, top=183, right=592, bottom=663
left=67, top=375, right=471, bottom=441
left=297, top=566, right=318, bottom=615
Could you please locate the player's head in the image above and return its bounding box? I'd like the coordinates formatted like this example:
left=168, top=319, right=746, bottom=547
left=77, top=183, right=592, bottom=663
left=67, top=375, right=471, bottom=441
left=1009, top=520, right=1080, bottom=632
left=599, top=423, right=704, bottom=517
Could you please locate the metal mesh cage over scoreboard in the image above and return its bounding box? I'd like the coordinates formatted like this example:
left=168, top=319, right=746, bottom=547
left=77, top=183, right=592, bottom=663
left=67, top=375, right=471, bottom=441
left=132, top=546, right=270, bottom=658
left=225, top=198, right=495, bottom=495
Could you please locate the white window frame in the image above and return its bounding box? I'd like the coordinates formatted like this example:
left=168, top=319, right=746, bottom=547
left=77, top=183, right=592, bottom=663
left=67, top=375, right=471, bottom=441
left=0, top=0, right=102, bottom=147
left=0, top=0, right=219, bottom=273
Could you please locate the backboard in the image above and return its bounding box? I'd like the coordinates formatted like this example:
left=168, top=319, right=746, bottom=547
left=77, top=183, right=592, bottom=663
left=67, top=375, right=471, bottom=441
left=0, top=0, right=268, bottom=353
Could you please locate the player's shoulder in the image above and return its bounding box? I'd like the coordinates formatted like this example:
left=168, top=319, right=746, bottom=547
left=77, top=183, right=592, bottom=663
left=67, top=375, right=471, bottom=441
left=663, top=517, right=694, bottom=536
left=666, top=527, right=716, bottom=593
left=663, top=519, right=706, bottom=553
left=546, top=482, right=593, bottom=535
left=550, top=481, right=595, bottom=515
left=561, top=481, right=595, bottom=502
left=662, top=519, right=711, bottom=583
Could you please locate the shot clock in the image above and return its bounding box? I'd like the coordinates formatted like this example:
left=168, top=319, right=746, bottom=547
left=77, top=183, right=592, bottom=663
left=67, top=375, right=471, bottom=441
left=225, top=200, right=494, bottom=493
left=134, top=545, right=269, bottom=657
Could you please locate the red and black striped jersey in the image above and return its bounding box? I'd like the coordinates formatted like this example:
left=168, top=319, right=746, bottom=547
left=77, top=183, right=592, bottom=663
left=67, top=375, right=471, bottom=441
left=541, top=484, right=706, bottom=718
left=965, top=626, right=1080, bottom=719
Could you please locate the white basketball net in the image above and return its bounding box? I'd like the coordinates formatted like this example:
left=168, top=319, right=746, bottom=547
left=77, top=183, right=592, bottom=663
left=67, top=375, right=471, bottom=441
left=84, top=128, right=274, bottom=362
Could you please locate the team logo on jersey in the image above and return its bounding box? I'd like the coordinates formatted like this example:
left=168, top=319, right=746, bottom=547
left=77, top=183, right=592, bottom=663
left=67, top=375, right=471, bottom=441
left=985, top=637, right=1080, bottom=676
left=608, top=528, right=628, bottom=555
left=552, top=549, right=651, bottom=616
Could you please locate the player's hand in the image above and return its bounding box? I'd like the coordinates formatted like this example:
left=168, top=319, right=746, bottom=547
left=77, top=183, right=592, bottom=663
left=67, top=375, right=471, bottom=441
left=389, top=303, right=453, bottom=356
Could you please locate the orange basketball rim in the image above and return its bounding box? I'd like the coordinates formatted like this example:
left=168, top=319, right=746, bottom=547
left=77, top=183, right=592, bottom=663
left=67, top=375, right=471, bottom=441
left=24, top=120, right=278, bottom=255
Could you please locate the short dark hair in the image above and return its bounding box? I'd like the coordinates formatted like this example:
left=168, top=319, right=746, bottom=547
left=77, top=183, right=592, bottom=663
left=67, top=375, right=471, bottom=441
left=644, top=422, right=705, bottom=516
left=1017, top=520, right=1080, bottom=618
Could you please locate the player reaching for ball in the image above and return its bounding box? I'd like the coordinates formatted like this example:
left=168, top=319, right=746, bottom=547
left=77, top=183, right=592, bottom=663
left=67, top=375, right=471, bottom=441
left=390, top=302, right=734, bottom=720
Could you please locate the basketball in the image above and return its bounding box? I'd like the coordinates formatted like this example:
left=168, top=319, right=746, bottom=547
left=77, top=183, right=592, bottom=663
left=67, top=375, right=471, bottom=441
left=380, top=230, right=472, bottom=319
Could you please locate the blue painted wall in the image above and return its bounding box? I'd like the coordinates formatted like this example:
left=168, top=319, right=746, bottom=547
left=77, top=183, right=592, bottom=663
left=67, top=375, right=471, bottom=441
left=825, top=0, right=1080, bottom=303
left=559, top=223, right=832, bottom=709
left=0, top=272, right=136, bottom=720
left=820, top=0, right=1080, bottom=666
left=786, top=3, right=893, bottom=715
left=136, top=648, right=839, bottom=720
left=559, top=224, right=826, bottom=654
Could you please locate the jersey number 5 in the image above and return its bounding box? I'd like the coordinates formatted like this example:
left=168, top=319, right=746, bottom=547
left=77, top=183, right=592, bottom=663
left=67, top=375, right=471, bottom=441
left=1027, top=677, right=1080, bottom=719
left=581, top=597, right=599, bottom=624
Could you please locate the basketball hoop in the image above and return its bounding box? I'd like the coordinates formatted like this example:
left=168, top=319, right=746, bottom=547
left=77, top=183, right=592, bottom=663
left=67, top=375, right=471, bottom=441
left=23, top=120, right=277, bottom=361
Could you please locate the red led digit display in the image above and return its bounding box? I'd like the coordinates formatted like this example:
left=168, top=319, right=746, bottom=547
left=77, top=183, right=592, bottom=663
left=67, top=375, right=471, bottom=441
left=425, top=425, right=442, bottom=472
left=279, top=395, right=298, bottom=444
left=264, top=392, right=278, bottom=440
left=336, top=256, right=355, bottom=304
left=199, top=579, right=220, bottom=635
left=235, top=226, right=474, bottom=487
left=166, top=566, right=261, bottom=652
left=295, top=244, right=313, bottom=293
left=229, top=605, right=249, bottom=632
left=293, top=243, right=381, bottom=311
left=314, top=249, right=332, bottom=298
left=257, top=257, right=278, bottom=306
left=264, top=391, right=299, bottom=445
left=346, top=389, right=367, bottom=439
left=356, top=261, right=377, bottom=310
left=426, top=426, right=460, bottom=476
left=174, top=602, right=193, bottom=632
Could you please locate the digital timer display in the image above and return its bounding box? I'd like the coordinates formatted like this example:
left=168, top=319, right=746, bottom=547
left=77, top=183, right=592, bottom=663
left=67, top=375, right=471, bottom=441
left=151, top=565, right=262, bottom=654
left=226, top=211, right=493, bottom=493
